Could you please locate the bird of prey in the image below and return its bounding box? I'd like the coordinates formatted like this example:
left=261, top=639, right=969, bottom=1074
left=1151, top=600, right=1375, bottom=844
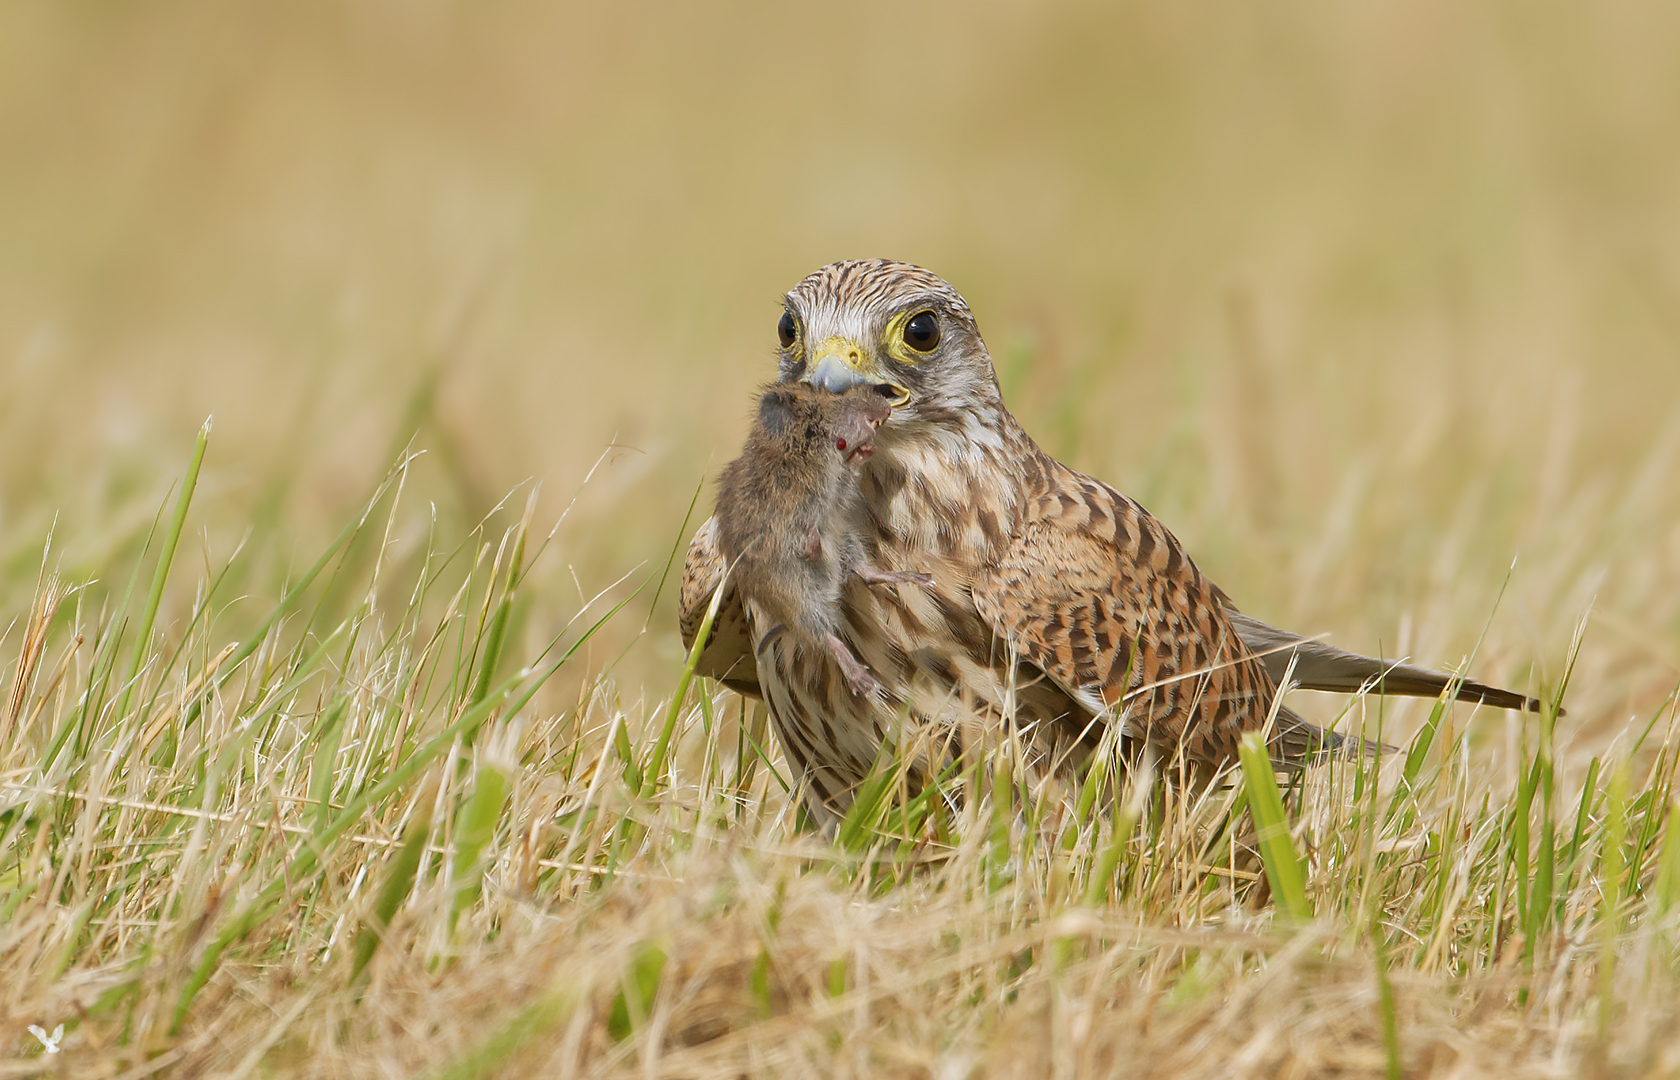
left=680, top=259, right=1537, bottom=824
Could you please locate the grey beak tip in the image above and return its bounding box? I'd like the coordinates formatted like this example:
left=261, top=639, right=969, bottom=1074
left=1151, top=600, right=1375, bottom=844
left=808, top=355, right=863, bottom=394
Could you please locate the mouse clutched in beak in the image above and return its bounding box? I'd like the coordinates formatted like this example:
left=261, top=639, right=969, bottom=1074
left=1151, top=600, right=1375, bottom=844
left=802, top=337, right=911, bottom=407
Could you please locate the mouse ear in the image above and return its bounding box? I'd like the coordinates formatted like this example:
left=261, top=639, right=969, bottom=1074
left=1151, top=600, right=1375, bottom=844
left=756, top=387, right=793, bottom=436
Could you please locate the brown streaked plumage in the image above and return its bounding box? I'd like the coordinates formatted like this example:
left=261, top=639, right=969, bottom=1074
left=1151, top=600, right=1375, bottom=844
left=712, top=383, right=932, bottom=700
left=681, top=259, right=1540, bottom=824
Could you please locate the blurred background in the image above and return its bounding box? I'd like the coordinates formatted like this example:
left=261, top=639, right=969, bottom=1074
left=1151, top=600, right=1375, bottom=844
left=2, top=1, right=1677, bottom=746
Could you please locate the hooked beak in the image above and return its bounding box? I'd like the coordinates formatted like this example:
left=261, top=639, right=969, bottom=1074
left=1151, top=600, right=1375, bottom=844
left=802, top=336, right=911, bottom=407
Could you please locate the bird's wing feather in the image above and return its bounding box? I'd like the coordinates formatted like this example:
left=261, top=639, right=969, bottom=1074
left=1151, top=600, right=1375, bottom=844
left=678, top=515, right=762, bottom=696
left=1226, top=610, right=1541, bottom=712
left=971, top=466, right=1274, bottom=762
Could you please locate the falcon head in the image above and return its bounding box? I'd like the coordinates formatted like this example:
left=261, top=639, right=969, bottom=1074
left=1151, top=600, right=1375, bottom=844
left=777, top=260, right=1003, bottom=433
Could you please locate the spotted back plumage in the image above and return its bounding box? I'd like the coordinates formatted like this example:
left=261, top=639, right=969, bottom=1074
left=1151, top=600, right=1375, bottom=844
left=971, top=457, right=1275, bottom=766
left=681, top=259, right=1531, bottom=823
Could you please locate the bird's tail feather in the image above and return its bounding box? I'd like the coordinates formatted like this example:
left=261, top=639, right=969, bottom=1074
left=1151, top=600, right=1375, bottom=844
left=1228, top=611, right=1545, bottom=714
left=1270, top=705, right=1393, bottom=769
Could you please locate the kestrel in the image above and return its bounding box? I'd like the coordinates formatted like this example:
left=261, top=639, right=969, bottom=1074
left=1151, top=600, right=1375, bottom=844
left=680, top=259, right=1537, bottom=824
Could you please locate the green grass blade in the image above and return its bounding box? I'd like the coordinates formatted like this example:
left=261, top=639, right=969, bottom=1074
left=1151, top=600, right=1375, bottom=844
left=115, top=418, right=210, bottom=727
left=607, top=941, right=668, bottom=1042
left=1372, top=910, right=1402, bottom=1080
left=450, top=755, right=511, bottom=931
left=1240, top=731, right=1311, bottom=925
left=643, top=568, right=728, bottom=797
left=309, top=701, right=349, bottom=831
left=1512, top=753, right=1541, bottom=935
left=1656, top=798, right=1680, bottom=916
left=350, top=774, right=439, bottom=985
left=1596, top=759, right=1629, bottom=1053
left=1083, top=758, right=1150, bottom=907
left=467, top=497, right=532, bottom=719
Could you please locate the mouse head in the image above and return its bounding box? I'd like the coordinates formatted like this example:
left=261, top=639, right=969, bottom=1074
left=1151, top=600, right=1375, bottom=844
left=829, top=390, right=892, bottom=462
left=748, top=383, right=891, bottom=463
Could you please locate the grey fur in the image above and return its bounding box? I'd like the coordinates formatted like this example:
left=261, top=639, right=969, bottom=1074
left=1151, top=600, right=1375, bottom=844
left=715, top=384, right=931, bottom=698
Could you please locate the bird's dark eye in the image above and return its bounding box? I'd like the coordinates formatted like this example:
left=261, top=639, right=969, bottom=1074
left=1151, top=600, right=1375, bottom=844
left=904, top=311, right=940, bottom=352
left=777, top=311, right=798, bottom=349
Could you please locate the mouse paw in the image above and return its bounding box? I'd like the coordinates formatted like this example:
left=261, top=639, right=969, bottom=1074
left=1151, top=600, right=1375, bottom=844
left=826, top=635, right=880, bottom=698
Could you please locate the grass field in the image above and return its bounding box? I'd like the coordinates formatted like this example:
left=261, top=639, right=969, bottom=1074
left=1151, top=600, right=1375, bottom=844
left=4, top=3, right=1680, bottom=1076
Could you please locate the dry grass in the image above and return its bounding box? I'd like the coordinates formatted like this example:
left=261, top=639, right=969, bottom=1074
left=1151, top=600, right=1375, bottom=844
left=4, top=2, right=1680, bottom=1077
left=1, top=462, right=1677, bottom=1078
